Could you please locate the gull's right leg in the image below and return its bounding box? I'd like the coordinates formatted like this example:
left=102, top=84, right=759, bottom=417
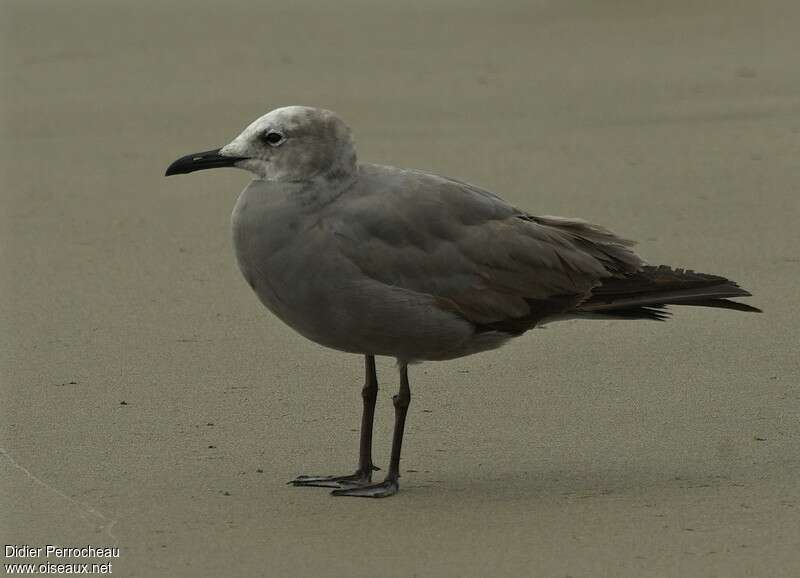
left=289, top=355, right=380, bottom=488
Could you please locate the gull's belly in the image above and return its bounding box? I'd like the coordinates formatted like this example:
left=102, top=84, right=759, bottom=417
left=238, top=245, right=354, bottom=349
left=233, top=231, right=504, bottom=360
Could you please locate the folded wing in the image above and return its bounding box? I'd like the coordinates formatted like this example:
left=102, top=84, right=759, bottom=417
left=332, top=165, right=644, bottom=333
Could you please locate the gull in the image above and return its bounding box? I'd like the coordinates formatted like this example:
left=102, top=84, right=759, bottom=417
left=165, top=106, right=760, bottom=498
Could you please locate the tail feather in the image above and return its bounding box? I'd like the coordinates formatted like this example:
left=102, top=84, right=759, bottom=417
left=577, top=265, right=761, bottom=318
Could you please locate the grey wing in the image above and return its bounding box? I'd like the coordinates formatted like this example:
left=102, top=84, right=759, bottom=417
left=331, top=166, right=644, bottom=333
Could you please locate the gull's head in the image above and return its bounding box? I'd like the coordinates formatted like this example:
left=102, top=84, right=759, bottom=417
left=165, top=106, right=357, bottom=182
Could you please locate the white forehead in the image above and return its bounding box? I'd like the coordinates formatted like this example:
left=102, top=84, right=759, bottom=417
left=243, top=106, right=336, bottom=134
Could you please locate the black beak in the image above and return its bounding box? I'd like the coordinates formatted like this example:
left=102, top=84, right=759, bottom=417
left=164, top=148, right=247, bottom=176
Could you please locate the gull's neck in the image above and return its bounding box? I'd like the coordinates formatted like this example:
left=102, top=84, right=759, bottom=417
left=290, top=168, right=357, bottom=210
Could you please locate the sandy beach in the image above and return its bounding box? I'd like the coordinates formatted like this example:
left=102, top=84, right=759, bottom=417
left=2, top=1, right=798, bottom=576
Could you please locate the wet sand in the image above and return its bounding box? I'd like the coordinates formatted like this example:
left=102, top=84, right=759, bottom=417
left=2, top=1, right=799, bottom=576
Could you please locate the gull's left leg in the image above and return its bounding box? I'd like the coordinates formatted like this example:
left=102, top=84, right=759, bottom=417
left=331, top=362, right=411, bottom=498
left=289, top=355, right=380, bottom=488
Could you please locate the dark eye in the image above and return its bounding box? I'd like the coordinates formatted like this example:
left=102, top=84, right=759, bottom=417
left=262, top=130, right=285, bottom=146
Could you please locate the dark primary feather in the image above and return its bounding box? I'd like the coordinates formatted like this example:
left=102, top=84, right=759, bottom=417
left=474, top=265, right=760, bottom=332
left=578, top=265, right=762, bottom=316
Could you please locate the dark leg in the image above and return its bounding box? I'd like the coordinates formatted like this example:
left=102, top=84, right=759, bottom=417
left=356, top=354, right=380, bottom=475
left=289, top=355, right=380, bottom=488
left=332, top=362, right=411, bottom=498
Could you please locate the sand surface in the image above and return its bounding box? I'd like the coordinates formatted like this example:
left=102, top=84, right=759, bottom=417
left=2, top=1, right=799, bottom=576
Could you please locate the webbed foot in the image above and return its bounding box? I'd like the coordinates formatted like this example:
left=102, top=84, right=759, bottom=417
left=330, top=478, right=398, bottom=498
left=289, top=468, right=376, bottom=489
